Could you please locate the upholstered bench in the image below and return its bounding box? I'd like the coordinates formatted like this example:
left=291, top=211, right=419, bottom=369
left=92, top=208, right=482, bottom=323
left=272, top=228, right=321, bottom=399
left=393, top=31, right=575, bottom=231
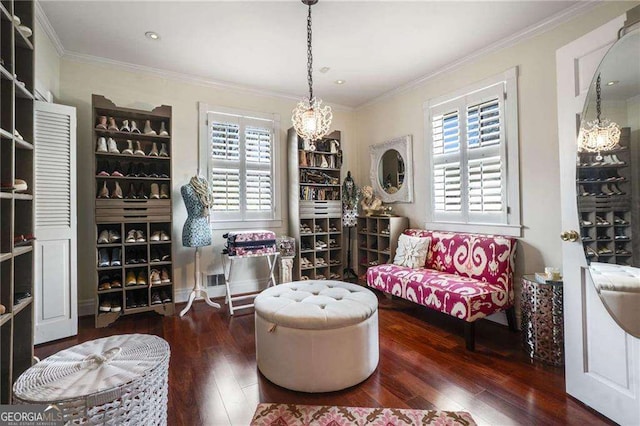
left=254, top=280, right=379, bottom=392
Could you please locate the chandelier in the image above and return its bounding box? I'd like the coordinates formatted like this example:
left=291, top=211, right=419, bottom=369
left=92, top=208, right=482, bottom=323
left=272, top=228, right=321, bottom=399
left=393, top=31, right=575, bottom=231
left=577, top=74, right=621, bottom=158
left=292, top=0, right=332, bottom=141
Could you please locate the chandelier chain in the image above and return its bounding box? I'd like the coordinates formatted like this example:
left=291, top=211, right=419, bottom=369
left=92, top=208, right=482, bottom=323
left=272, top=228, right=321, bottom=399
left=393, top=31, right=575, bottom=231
left=307, top=3, right=313, bottom=101
left=596, top=73, right=601, bottom=123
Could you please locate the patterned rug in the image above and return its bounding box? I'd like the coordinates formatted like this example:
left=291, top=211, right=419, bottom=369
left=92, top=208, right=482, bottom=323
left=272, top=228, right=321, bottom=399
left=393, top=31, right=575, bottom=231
left=251, top=403, right=477, bottom=426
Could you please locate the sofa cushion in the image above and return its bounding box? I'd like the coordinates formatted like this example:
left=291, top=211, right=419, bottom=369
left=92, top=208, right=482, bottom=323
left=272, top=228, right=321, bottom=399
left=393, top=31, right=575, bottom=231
left=393, top=234, right=431, bottom=269
left=367, top=264, right=511, bottom=322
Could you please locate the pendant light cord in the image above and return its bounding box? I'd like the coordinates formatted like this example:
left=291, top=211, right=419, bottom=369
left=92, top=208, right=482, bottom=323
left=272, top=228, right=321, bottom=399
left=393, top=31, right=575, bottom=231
left=596, top=73, right=602, bottom=124
left=307, top=3, right=314, bottom=101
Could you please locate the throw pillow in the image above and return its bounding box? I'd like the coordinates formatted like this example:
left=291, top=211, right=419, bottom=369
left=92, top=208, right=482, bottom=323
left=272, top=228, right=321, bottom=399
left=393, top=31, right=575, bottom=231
left=393, top=234, right=431, bottom=268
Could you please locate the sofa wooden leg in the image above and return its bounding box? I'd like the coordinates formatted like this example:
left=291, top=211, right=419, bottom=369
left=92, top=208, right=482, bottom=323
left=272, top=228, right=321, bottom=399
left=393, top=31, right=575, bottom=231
left=464, top=322, right=475, bottom=351
left=506, top=306, right=518, bottom=332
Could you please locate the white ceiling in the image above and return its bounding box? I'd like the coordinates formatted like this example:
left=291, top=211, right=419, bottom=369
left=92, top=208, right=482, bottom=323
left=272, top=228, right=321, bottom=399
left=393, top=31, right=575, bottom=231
left=40, top=1, right=582, bottom=107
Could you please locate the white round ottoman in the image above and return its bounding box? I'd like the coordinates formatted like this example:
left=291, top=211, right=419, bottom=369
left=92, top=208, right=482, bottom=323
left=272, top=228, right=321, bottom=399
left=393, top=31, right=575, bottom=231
left=254, top=280, right=379, bottom=393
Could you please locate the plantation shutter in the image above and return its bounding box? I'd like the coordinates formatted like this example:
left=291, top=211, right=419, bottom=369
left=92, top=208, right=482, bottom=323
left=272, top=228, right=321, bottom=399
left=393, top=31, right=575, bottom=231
left=208, top=112, right=276, bottom=221
left=432, top=108, right=463, bottom=221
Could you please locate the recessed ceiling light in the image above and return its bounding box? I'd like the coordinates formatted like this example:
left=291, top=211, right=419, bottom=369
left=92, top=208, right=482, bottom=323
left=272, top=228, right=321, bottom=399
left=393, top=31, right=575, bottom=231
left=607, top=80, right=619, bottom=86
left=334, top=80, right=346, bottom=85
left=319, top=67, right=331, bottom=74
left=145, top=31, right=160, bottom=40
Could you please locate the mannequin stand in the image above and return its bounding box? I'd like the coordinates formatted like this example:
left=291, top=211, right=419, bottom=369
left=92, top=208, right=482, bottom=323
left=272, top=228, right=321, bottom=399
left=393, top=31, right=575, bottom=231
left=343, top=226, right=357, bottom=280
left=180, top=247, right=221, bottom=317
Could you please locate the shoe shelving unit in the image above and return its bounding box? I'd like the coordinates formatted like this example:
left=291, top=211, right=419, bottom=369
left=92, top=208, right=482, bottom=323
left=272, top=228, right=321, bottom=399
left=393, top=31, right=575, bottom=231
left=92, top=95, right=175, bottom=328
left=578, top=128, right=636, bottom=265
left=287, top=128, right=344, bottom=281
left=0, top=0, right=35, bottom=403
left=356, top=216, right=408, bottom=281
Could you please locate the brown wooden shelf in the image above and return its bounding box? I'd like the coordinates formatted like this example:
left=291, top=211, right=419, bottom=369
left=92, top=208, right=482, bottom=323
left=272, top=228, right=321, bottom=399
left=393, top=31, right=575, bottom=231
left=15, top=138, right=33, bottom=150
left=95, top=152, right=171, bottom=161
left=13, top=296, right=33, bottom=316
left=94, top=129, right=171, bottom=142
left=14, top=27, right=34, bottom=50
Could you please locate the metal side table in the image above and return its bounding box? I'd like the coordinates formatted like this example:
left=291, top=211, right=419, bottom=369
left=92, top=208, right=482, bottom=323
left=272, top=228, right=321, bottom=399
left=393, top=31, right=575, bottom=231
left=521, top=275, right=564, bottom=366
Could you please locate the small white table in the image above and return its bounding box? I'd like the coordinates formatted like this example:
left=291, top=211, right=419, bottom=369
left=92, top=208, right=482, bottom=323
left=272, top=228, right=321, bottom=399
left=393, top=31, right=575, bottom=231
left=222, top=251, right=279, bottom=315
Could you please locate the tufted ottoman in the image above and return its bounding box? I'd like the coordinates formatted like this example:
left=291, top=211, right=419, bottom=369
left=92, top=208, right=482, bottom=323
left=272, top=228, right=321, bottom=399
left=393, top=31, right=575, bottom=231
left=254, top=280, right=379, bottom=392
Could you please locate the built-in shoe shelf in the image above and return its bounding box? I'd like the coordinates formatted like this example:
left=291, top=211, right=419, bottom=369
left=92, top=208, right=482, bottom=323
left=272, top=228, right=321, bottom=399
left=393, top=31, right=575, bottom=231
left=0, top=0, right=35, bottom=404
left=356, top=216, right=408, bottom=281
left=92, top=95, right=174, bottom=328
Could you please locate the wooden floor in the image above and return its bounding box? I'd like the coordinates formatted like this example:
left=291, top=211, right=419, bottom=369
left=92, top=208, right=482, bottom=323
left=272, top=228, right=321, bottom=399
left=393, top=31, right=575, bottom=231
left=36, top=295, right=613, bottom=426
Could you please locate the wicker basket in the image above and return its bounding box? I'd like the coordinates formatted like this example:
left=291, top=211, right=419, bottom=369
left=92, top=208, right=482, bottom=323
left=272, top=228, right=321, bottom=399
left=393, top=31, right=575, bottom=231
left=13, top=334, right=170, bottom=425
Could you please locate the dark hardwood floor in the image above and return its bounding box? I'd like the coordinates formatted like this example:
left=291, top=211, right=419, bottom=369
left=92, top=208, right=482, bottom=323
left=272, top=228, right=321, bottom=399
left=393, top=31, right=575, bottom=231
left=36, top=295, right=613, bottom=426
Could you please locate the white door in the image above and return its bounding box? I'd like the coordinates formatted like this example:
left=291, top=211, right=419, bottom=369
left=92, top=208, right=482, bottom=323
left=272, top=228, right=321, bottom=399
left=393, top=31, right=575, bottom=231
left=557, top=14, right=640, bottom=425
left=34, top=101, right=77, bottom=344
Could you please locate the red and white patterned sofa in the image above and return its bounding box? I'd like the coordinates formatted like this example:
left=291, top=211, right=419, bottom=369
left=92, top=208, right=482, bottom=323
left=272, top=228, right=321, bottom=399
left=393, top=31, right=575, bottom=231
left=366, top=229, right=518, bottom=350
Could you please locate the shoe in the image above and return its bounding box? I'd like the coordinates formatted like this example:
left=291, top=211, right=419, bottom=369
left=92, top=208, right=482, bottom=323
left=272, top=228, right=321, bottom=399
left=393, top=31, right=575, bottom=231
left=160, top=230, right=170, bottom=241
left=98, top=248, right=110, bottom=267
left=151, top=291, right=162, bottom=305
left=111, top=299, right=122, bottom=313
left=150, top=231, right=161, bottom=242
left=97, top=181, right=110, bottom=198
left=125, top=230, right=137, bottom=243
left=597, top=246, right=613, bottom=255
left=111, top=276, right=122, bottom=288
left=150, top=249, right=160, bottom=263
left=578, top=184, right=590, bottom=196
left=0, top=303, right=6, bottom=314
left=137, top=162, right=148, bottom=177
left=614, top=216, right=628, bottom=225
left=148, top=163, right=158, bottom=178
left=134, top=141, right=145, bottom=156
left=610, top=183, right=624, bottom=195
left=123, top=140, right=134, bottom=155
left=160, top=268, right=171, bottom=283
left=126, top=249, right=138, bottom=265
left=97, top=160, right=110, bottom=176
left=99, top=298, right=111, bottom=312
left=120, top=120, right=131, bottom=132
left=98, top=275, right=111, bottom=291
left=111, top=161, right=124, bottom=177
left=160, top=184, right=169, bottom=199
left=611, top=154, right=624, bottom=165
left=108, top=230, right=121, bottom=243
left=131, top=120, right=141, bottom=134
left=585, top=246, right=598, bottom=258
left=144, top=120, right=157, bottom=135
left=107, top=117, right=118, bottom=131
left=159, top=143, right=169, bottom=157
left=149, top=142, right=159, bottom=156
left=111, top=248, right=121, bottom=266
left=137, top=295, right=148, bottom=307
left=13, top=179, right=28, bottom=192
left=135, top=230, right=146, bottom=242
left=97, top=229, right=110, bottom=244
left=136, top=183, right=148, bottom=199
left=161, top=251, right=171, bottom=262
left=112, top=182, right=123, bottom=199
left=126, top=295, right=137, bottom=308
left=96, top=137, right=108, bottom=153
left=600, top=184, right=614, bottom=196
left=596, top=216, right=609, bottom=225
left=126, top=184, right=137, bottom=199
left=126, top=271, right=137, bottom=286
left=96, top=116, right=108, bottom=130
left=159, top=122, right=169, bottom=136
left=137, top=271, right=147, bottom=286
left=160, top=291, right=171, bottom=303
left=107, top=138, right=119, bottom=154
left=581, top=220, right=593, bottom=226
left=150, top=269, right=161, bottom=285
left=150, top=183, right=160, bottom=199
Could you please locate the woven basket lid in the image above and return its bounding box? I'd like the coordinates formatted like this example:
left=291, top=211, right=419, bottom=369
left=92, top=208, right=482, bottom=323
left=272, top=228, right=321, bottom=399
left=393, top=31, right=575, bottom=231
left=13, top=334, right=170, bottom=402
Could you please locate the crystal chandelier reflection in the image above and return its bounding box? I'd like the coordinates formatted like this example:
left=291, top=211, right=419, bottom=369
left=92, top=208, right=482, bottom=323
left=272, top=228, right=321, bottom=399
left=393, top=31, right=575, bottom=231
left=577, top=74, right=621, bottom=158
left=292, top=0, right=332, bottom=141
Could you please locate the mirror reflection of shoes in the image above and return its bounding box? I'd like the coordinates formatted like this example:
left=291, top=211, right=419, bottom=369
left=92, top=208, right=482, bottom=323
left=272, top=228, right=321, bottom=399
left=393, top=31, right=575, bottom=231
left=580, top=220, right=592, bottom=226
left=596, top=246, right=612, bottom=255
left=595, top=216, right=609, bottom=225
left=614, top=216, right=628, bottom=225
left=585, top=247, right=598, bottom=258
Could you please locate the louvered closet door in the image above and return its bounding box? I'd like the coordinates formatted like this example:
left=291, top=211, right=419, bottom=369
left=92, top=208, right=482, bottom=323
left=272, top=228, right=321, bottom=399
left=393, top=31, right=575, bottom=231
left=34, top=101, right=77, bottom=344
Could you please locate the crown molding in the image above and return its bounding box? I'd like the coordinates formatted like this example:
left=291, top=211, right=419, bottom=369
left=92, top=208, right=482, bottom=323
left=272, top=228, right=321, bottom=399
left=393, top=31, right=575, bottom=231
left=61, top=50, right=354, bottom=112
left=35, top=1, right=65, bottom=57
left=356, top=0, right=602, bottom=110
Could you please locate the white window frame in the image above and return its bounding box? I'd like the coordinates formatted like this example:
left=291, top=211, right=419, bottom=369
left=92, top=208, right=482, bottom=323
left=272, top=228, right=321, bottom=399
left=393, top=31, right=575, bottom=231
left=198, top=102, right=282, bottom=230
left=423, top=67, right=521, bottom=237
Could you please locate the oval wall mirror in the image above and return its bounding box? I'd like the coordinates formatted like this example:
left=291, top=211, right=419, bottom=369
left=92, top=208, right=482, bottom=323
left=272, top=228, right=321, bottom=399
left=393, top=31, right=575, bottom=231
left=576, top=23, right=640, bottom=337
left=378, top=149, right=405, bottom=194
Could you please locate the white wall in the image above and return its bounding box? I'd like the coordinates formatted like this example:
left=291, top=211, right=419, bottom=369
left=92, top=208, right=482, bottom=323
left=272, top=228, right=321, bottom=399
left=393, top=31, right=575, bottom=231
left=353, top=1, right=636, bottom=285
left=34, top=19, right=60, bottom=99
left=55, top=58, right=356, bottom=306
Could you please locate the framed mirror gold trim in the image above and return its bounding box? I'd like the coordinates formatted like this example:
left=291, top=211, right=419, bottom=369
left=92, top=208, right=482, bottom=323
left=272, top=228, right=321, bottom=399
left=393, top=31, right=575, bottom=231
left=370, top=135, right=413, bottom=203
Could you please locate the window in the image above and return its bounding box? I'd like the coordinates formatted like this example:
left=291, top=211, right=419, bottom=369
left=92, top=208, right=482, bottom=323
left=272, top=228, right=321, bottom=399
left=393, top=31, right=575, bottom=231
left=199, top=104, right=281, bottom=227
left=425, top=68, right=521, bottom=236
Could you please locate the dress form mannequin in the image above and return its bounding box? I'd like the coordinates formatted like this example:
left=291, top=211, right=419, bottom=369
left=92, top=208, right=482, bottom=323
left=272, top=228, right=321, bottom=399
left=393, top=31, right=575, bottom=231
left=342, top=171, right=359, bottom=279
left=179, top=176, right=220, bottom=317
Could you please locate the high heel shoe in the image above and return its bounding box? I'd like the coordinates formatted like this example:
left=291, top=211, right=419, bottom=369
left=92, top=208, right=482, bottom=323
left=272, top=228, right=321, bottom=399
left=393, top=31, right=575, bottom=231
left=160, top=184, right=169, bottom=199
left=144, top=120, right=157, bottom=135
left=107, top=138, right=120, bottom=154
left=150, top=183, right=160, bottom=199
left=122, top=140, right=134, bottom=155
left=136, top=183, right=148, bottom=199
left=134, top=141, right=145, bottom=156
left=159, top=143, right=169, bottom=157
left=111, top=161, right=124, bottom=177
left=149, top=142, right=159, bottom=156
left=126, top=183, right=137, bottom=199
left=96, top=116, right=108, bottom=130
left=159, top=122, right=169, bottom=136
left=120, top=119, right=131, bottom=132
left=97, top=181, right=110, bottom=198
left=131, top=120, right=141, bottom=134
left=113, top=181, right=123, bottom=199
left=96, top=137, right=108, bottom=153
left=107, top=117, right=118, bottom=131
